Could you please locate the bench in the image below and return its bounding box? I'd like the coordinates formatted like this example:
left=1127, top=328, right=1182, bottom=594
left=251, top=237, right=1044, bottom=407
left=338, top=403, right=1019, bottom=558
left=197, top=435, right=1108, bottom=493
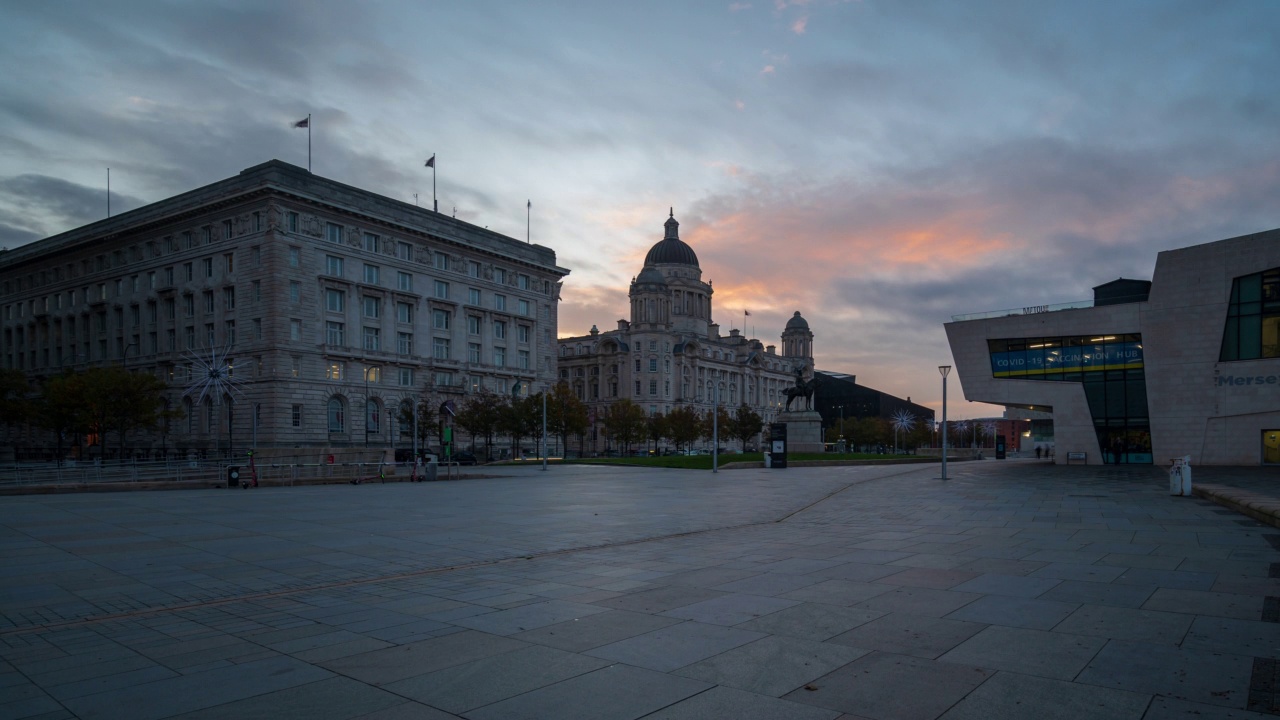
left=1065, top=452, right=1087, bottom=464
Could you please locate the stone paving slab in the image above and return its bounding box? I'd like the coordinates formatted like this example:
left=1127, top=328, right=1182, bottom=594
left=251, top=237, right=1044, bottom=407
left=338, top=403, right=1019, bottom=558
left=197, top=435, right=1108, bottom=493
left=1, top=462, right=1279, bottom=718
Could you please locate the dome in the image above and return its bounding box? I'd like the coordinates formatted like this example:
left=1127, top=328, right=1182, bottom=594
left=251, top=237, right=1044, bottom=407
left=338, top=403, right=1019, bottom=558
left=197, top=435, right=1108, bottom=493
left=635, top=266, right=667, bottom=286
left=785, top=311, right=809, bottom=330
left=643, top=209, right=699, bottom=267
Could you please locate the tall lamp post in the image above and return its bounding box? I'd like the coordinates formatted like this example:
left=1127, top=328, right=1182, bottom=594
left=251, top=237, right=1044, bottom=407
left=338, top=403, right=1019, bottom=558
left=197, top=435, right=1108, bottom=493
left=363, top=366, right=379, bottom=448
left=541, top=385, right=548, bottom=472
left=939, top=365, right=950, bottom=481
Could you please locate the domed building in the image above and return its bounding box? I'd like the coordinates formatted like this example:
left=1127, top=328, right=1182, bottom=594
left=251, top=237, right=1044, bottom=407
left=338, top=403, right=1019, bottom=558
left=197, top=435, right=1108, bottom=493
left=557, top=210, right=814, bottom=453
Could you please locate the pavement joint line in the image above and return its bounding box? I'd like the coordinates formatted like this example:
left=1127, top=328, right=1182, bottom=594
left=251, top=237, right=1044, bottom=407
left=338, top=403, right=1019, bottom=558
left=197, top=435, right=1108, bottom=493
left=0, top=467, right=922, bottom=639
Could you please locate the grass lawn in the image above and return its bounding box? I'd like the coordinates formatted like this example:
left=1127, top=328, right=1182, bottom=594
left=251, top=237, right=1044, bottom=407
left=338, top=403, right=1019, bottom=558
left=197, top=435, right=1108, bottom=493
left=567, top=452, right=923, bottom=470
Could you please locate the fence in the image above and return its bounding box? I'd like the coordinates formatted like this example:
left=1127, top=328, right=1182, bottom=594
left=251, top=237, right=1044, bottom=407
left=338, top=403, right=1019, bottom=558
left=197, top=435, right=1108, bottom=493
left=0, top=459, right=459, bottom=487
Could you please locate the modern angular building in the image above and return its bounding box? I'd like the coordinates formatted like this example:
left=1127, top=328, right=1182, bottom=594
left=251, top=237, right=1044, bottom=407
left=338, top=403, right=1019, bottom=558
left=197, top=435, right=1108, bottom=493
left=945, top=228, right=1279, bottom=466
left=0, top=160, right=569, bottom=460
left=557, top=212, right=813, bottom=453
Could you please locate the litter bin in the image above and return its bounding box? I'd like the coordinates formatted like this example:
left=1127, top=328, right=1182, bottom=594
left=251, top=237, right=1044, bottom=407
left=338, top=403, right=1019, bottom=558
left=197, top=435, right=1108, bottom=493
left=227, top=466, right=241, bottom=488
left=425, top=456, right=439, bottom=482
left=1168, top=455, right=1192, bottom=496
left=763, top=452, right=772, bottom=469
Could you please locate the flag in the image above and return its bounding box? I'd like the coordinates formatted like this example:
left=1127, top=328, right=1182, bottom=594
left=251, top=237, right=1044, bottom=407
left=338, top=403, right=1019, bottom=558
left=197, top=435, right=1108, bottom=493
left=293, top=117, right=309, bottom=128
left=527, top=199, right=531, bottom=209
left=744, top=310, right=751, bottom=316
left=425, top=155, right=435, bottom=168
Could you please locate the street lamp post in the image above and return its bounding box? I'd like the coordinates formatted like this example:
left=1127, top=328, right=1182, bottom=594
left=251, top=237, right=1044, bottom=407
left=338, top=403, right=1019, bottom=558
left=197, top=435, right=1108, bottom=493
left=939, top=365, right=950, bottom=480
left=363, top=366, right=378, bottom=448
left=541, top=386, right=548, bottom=472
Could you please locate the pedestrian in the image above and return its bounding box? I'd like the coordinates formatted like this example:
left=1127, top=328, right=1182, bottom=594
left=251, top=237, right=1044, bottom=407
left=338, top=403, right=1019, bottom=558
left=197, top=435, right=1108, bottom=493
left=1035, top=445, right=1042, bottom=460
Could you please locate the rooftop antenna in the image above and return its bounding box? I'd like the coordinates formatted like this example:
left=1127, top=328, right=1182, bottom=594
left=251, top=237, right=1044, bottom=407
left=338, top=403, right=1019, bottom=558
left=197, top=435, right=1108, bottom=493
left=413, top=193, right=419, bottom=207
left=106, top=168, right=111, bottom=217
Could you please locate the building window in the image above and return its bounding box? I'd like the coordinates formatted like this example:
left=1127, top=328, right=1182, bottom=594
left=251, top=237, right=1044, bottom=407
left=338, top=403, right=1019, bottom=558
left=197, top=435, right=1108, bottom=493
left=468, top=315, right=481, bottom=335
left=398, top=368, right=414, bottom=386
left=363, top=326, right=381, bottom=351
left=649, top=358, right=657, bottom=372
left=434, top=252, right=449, bottom=271
left=494, top=294, right=506, bottom=311
left=433, top=309, right=450, bottom=330
left=467, top=287, right=481, bottom=305
left=326, top=255, right=344, bottom=276
left=494, top=320, right=506, bottom=339
left=434, top=281, right=449, bottom=299
left=225, top=320, right=236, bottom=345
left=327, top=397, right=345, bottom=431
left=326, top=362, right=344, bottom=380
left=224, top=253, right=234, bottom=274
left=203, top=226, right=212, bottom=244
left=1220, top=266, right=1280, bottom=361
left=397, top=271, right=413, bottom=291
left=222, top=220, right=233, bottom=239
left=397, top=242, right=412, bottom=261
left=292, top=404, right=302, bottom=428
left=326, top=321, right=345, bottom=345
left=325, top=289, right=345, bottom=312
left=435, top=371, right=453, bottom=387
left=224, top=287, right=236, bottom=310
left=397, top=332, right=413, bottom=355
left=363, top=233, right=380, bottom=253
left=494, top=268, right=507, bottom=284
left=468, top=261, right=481, bottom=278
left=362, top=296, right=380, bottom=318
left=203, top=258, right=213, bottom=278
left=433, top=337, right=451, bottom=360
left=397, top=302, right=413, bottom=323
left=363, top=264, right=380, bottom=284
left=203, top=291, right=215, bottom=314
left=252, top=318, right=262, bottom=340
left=517, top=325, right=530, bottom=343
left=518, top=350, right=530, bottom=369
left=289, top=247, right=300, bottom=267
left=290, top=319, right=302, bottom=341
left=518, top=299, right=530, bottom=316
left=518, top=274, right=530, bottom=290
left=327, top=223, right=343, bottom=243
left=287, top=212, right=299, bottom=232
left=291, top=356, right=300, bottom=377
left=468, top=342, right=481, bottom=363
left=494, top=347, right=506, bottom=367
left=635, top=380, right=641, bottom=395
left=290, top=281, right=300, bottom=303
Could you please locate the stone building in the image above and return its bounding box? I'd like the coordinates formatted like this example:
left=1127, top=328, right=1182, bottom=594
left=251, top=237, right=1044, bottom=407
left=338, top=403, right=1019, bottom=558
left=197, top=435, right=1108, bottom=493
left=945, top=227, right=1279, bottom=465
left=557, top=211, right=813, bottom=453
left=0, top=160, right=569, bottom=460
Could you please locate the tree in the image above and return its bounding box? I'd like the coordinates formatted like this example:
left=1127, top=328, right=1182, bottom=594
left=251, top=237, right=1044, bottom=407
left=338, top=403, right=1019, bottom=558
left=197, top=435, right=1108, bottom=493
left=33, top=372, right=87, bottom=465
left=665, top=405, right=703, bottom=452
left=730, top=405, right=764, bottom=451
left=0, top=368, right=29, bottom=433
left=398, top=394, right=441, bottom=453
left=646, top=413, right=669, bottom=454
left=454, top=390, right=505, bottom=460
left=78, top=366, right=170, bottom=460
left=546, top=382, right=588, bottom=457
left=600, top=398, right=647, bottom=454
left=500, top=395, right=541, bottom=458
left=701, top=405, right=733, bottom=450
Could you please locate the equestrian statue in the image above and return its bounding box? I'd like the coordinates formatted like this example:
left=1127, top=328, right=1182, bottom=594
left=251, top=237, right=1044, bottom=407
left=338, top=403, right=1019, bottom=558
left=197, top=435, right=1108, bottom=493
left=784, top=362, right=817, bottom=412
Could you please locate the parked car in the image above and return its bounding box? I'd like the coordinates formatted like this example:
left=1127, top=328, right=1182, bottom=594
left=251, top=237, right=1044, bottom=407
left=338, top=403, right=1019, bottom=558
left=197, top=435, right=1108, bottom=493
left=450, top=451, right=477, bottom=465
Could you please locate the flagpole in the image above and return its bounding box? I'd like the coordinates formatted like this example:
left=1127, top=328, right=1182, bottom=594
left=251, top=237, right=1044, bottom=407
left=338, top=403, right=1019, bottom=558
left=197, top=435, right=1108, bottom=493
left=307, top=114, right=311, bottom=173
left=526, top=200, right=531, bottom=243
left=106, top=168, right=110, bottom=218
left=431, top=154, right=437, bottom=213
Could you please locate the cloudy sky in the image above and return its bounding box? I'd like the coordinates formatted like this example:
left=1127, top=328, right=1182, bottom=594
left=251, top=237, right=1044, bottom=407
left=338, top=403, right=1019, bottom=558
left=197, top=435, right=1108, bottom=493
left=2, top=1, right=1277, bottom=419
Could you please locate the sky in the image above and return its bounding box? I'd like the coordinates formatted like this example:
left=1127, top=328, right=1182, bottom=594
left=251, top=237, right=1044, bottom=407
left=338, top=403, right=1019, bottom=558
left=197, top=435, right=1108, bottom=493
left=1, top=1, right=1277, bottom=419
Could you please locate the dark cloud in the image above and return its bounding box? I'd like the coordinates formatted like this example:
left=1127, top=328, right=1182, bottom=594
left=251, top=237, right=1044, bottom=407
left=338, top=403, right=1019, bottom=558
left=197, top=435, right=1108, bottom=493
left=0, top=174, right=144, bottom=239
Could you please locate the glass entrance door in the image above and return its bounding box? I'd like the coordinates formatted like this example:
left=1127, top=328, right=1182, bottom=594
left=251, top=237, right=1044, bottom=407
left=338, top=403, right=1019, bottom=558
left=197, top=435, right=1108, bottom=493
left=1265, top=430, right=1280, bottom=465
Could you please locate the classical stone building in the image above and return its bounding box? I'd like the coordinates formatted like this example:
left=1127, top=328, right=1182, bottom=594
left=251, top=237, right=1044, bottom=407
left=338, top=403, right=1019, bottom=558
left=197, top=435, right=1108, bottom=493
left=0, top=160, right=568, bottom=460
left=557, top=211, right=813, bottom=453
left=945, top=227, right=1279, bottom=465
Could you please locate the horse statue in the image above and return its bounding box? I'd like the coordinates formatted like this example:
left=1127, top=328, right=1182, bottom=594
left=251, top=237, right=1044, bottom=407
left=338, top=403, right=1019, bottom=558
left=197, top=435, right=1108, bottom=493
left=783, top=364, right=817, bottom=412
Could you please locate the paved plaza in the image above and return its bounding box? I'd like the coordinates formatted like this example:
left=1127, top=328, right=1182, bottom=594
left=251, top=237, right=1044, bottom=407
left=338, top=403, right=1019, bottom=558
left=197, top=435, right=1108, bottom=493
left=1, top=460, right=1278, bottom=719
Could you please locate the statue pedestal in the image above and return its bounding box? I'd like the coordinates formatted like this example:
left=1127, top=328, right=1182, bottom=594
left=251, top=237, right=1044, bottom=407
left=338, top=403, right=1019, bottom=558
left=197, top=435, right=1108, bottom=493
left=778, top=410, right=824, bottom=453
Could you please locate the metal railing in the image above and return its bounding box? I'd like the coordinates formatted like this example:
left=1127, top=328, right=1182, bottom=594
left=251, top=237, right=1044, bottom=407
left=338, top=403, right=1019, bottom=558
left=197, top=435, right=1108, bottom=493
left=951, top=299, right=1094, bottom=322
left=0, top=459, right=223, bottom=486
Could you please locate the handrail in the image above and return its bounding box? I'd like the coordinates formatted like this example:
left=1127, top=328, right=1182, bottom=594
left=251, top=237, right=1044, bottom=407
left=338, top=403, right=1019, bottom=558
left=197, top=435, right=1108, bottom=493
left=951, top=299, right=1094, bottom=322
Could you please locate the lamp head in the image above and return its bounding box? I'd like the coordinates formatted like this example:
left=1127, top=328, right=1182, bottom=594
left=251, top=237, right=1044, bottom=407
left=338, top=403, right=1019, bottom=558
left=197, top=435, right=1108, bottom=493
left=938, top=365, right=951, bottom=378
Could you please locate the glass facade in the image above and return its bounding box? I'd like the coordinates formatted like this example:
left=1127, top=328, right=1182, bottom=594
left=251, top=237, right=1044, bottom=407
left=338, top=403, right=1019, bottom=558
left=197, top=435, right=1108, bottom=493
left=1220, top=266, right=1280, bottom=362
left=988, top=334, right=1151, bottom=464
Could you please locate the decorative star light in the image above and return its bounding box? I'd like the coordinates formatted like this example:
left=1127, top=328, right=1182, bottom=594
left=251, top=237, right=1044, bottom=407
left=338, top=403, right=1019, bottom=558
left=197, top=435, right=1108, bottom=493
left=890, top=409, right=916, bottom=434
left=182, top=344, right=244, bottom=406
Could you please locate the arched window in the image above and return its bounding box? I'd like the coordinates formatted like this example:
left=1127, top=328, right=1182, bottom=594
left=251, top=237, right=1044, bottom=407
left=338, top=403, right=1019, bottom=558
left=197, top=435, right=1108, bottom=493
left=399, top=400, right=414, bottom=438
left=367, top=398, right=381, bottom=433
left=328, top=397, right=346, bottom=432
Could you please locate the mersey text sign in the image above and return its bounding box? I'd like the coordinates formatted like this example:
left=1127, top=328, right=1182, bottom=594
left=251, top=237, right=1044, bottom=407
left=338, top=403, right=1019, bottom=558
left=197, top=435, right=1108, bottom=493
left=1217, top=374, right=1279, bottom=387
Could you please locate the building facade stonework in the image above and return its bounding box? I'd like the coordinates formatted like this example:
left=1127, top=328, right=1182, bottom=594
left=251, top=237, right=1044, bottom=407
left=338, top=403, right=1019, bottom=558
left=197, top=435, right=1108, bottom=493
left=557, top=212, right=812, bottom=453
left=0, top=160, right=569, bottom=459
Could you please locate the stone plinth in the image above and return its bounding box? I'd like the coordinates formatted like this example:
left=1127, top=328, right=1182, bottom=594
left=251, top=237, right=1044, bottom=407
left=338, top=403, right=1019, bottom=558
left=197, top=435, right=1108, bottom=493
left=779, top=410, right=824, bottom=453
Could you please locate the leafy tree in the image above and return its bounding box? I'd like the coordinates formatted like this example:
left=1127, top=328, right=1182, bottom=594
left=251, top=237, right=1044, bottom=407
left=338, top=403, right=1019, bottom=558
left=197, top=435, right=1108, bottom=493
left=0, top=368, right=29, bottom=432
left=664, top=405, right=702, bottom=452
left=546, top=382, right=588, bottom=457
left=399, top=394, right=442, bottom=451
left=500, top=394, right=541, bottom=458
left=34, top=372, right=88, bottom=465
left=646, top=413, right=669, bottom=454
left=701, top=405, right=733, bottom=450
left=78, top=366, right=171, bottom=460
left=730, top=405, right=764, bottom=451
left=601, top=398, right=647, bottom=454
left=454, top=390, right=506, bottom=460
